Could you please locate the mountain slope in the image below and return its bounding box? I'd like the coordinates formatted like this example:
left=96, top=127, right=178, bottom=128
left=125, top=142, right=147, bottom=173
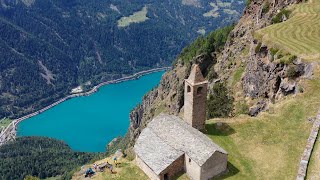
left=0, top=0, right=245, bottom=119
left=110, top=0, right=320, bottom=178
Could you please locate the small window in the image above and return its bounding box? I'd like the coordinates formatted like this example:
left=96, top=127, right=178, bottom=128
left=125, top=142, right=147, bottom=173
left=189, top=158, right=191, bottom=163
left=197, top=87, right=203, bottom=94
left=187, top=85, right=191, bottom=93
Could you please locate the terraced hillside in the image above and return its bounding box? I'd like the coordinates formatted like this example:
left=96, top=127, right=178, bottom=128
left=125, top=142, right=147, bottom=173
left=256, top=0, right=320, bottom=61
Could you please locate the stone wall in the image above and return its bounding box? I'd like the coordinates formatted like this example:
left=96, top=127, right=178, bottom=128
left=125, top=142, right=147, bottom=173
left=296, top=115, right=320, bottom=180
left=184, top=154, right=201, bottom=180
left=160, top=154, right=185, bottom=180
left=200, top=151, right=228, bottom=180
left=184, top=81, right=207, bottom=130
left=136, top=154, right=185, bottom=180
left=135, top=155, right=160, bottom=180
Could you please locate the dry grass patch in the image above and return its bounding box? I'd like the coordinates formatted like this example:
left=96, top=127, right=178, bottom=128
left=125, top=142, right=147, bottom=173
left=72, top=157, right=148, bottom=180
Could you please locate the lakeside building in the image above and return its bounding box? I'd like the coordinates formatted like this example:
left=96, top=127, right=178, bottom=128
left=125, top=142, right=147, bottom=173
left=134, top=65, right=228, bottom=180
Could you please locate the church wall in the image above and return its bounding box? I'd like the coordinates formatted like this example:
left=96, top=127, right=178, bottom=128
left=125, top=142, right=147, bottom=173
left=136, top=155, right=160, bottom=180
left=185, top=154, right=201, bottom=180
left=159, top=154, right=185, bottom=179
left=200, top=152, right=228, bottom=180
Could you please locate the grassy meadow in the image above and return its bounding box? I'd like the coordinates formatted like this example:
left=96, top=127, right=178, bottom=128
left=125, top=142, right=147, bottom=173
left=117, top=6, right=149, bottom=28
left=72, top=156, right=148, bottom=180
left=256, top=0, right=320, bottom=61
left=205, top=65, right=320, bottom=179
left=306, top=136, right=320, bottom=179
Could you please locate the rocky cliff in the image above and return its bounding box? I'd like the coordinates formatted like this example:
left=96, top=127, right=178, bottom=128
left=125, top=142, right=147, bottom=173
left=122, top=0, right=313, bottom=148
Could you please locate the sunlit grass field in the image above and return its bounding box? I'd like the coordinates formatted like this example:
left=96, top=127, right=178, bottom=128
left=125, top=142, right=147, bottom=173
left=118, top=6, right=149, bottom=28
left=256, top=0, right=320, bottom=61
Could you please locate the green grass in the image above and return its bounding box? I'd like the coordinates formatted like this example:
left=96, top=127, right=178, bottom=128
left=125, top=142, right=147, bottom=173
left=73, top=157, right=148, bottom=180
left=232, top=65, right=245, bottom=86
left=205, top=67, right=320, bottom=179
left=118, top=6, right=149, bottom=28
left=256, top=0, right=320, bottom=61
left=0, top=118, right=12, bottom=129
left=307, top=136, right=320, bottom=180
left=100, top=162, right=148, bottom=180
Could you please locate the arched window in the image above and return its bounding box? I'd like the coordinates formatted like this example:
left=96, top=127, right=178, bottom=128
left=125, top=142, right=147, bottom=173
left=197, top=87, right=203, bottom=95
left=187, top=85, right=191, bottom=93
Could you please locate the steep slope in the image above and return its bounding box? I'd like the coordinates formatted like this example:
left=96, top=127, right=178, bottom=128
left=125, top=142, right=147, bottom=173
left=110, top=0, right=320, bottom=178
left=125, top=0, right=306, bottom=147
left=0, top=0, right=245, bottom=119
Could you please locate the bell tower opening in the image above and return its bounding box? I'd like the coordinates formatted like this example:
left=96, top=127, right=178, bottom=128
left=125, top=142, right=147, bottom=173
left=197, top=87, right=203, bottom=95
left=187, top=85, right=191, bottom=93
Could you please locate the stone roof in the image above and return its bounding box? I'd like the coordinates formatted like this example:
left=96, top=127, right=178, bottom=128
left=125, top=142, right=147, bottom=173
left=134, top=114, right=227, bottom=175
left=134, top=128, right=184, bottom=175
left=186, top=64, right=207, bottom=85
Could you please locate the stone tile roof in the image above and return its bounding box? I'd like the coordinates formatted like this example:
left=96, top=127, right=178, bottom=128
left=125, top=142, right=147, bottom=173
left=134, top=127, right=184, bottom=175
left=186, top=64, right=207, bottom=85
left=134, top=114, right=227, bottom=175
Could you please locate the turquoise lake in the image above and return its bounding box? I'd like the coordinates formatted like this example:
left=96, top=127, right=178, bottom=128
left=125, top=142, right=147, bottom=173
left=17, top=71, right=165, bottom=152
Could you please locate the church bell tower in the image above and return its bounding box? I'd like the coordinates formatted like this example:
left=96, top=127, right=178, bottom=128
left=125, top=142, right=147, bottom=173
left=184, top=64, right=208, bottom=130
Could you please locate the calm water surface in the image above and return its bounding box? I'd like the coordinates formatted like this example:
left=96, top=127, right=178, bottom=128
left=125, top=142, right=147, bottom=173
left=18, top=71, right=165, bottom=152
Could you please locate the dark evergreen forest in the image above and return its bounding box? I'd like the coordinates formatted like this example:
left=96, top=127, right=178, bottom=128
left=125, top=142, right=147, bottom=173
left=0, top=137, right=102, bottom=179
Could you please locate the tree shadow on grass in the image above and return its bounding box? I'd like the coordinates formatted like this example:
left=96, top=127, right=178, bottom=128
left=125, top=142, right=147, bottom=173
left=205, top=122, right=236, bottom=136
left=213, top=162, right=240, bottom=180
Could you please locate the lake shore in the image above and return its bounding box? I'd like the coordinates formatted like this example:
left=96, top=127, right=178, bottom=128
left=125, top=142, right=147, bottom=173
left=0, top=67, right=170, bottom=146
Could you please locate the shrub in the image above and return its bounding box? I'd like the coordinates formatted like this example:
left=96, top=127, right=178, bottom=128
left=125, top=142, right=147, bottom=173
left=280, top=54, right=297, bottom=65
left=246, top=0, right=252, bottom=6
left=287, top=66, right=299, bottom=78
left=207, top=82, right=234, bottom=118
left=262, top=2, right=270, bottom=14
left=270, top=48, right=279, bottom=56
left=235, top=101, right=249, bottom=115
left=255, top=42, right=262, bottom=53
left=272, top=9, right=291, bottom=24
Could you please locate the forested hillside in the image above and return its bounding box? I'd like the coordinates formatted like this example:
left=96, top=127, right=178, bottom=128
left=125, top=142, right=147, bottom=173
left=0, top=137, right=102, bottom=179
left=0, top=0, right=245, bottom=119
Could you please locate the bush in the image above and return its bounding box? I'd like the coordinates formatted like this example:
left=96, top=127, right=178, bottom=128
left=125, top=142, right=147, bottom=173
left=207, top=82, right=234, bottom=118
left=262, top=2, right=270, bottom=14
left=280, top=54, right=297, bottom=65
left=270, top=48, right=279, bottom=56
left=272, top=9, right=291, bottom=24
left=287, top=66, right=299, bottom=79
left=246, top=0, right=252, bottom=6
left=255, top=42, right=262, bottom=53
left=235, top=101, right=249, bottom=115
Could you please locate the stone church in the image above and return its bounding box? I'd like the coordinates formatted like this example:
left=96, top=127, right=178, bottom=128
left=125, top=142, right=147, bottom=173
left=134, top=65, right=228, bottom=180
